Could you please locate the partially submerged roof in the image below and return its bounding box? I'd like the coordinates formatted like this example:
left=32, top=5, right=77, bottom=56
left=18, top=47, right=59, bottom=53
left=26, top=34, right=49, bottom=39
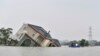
left=49, top=39, right=61, bottom=47
left=28, top=24, right=52, bottom=39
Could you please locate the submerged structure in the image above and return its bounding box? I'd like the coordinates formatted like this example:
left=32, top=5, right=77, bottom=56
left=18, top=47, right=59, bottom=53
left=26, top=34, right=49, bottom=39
left=15, top=24, right=61, bottom=47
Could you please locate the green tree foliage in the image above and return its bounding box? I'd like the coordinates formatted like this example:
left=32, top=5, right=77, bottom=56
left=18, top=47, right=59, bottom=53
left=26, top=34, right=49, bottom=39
left=85, top=41, right=89, bottom=46
left=0, top=28, right=12, bottom=44
left=0, top=28, right=18, bottom=46
left=79, top=39, right=89, bottom=47
left=7, top=38, right=18, bottom=46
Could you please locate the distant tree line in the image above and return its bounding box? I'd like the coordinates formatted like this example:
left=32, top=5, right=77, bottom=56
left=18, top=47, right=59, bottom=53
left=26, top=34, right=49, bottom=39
left=0, top=28, right=18, bottom=46
left=79, top=39, right=89, bottom=47
left=68, top=39, right=89, bottom=47
left=60, top=39, right=100, bottom=47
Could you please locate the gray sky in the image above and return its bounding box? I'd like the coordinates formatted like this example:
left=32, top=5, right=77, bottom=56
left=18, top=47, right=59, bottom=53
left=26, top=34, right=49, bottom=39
left=0, top=0, right=100, bottom=41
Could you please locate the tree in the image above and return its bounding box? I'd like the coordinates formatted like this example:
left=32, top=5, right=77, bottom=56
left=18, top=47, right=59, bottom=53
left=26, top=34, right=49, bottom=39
left=0, top=28, right=13, bottom=45
left=79, top=39, right=89, bottom=47
left=8, top=38, right=18, bottom=46
left=85, top=41, right=89, bottom=46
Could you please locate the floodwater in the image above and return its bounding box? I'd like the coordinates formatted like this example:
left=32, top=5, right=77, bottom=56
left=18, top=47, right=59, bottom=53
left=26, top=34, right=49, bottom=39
left=0, top=46, right=100, bottom=56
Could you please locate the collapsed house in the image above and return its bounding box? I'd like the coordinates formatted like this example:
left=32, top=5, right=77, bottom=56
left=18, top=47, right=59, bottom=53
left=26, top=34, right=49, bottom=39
left=15, top=24, right=61, bottom=47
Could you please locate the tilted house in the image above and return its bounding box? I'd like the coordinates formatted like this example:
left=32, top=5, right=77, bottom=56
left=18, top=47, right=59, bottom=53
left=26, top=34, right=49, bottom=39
left=15, top=24, right=61, bottom=47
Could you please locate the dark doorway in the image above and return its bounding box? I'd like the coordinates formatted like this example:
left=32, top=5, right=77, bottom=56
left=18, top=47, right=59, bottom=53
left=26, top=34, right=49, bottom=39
left=21, top=39, right=31, bottom=46
left=49, top=43, right=55, bottom=47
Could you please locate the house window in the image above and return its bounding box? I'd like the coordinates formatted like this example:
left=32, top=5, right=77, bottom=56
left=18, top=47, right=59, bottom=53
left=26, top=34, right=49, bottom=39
left=23, top=26, right=27, bottom=30
left=32, top=34, right=35, bottom=37
left=37, top=36, right=44, bottom=43
left=19, top=34, right=23, bottom=39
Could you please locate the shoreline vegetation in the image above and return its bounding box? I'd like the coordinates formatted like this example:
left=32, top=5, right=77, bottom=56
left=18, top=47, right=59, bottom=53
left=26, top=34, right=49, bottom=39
left=0, top=28, right=18, bottom=46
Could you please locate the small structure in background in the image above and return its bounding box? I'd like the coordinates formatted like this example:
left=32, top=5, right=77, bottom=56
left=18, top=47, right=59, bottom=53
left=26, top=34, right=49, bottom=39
left=15, top=23, right=61, bottom=47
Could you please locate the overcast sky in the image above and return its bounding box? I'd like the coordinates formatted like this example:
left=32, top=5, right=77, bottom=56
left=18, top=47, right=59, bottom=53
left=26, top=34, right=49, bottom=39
left=0, top=0, right=100, bottom=41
